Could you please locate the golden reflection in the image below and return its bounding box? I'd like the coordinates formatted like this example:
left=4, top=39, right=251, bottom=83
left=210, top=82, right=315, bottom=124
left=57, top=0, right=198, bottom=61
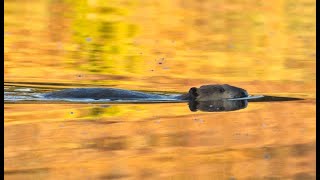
left=4, top=0, right=315, bottom=93
left=4, top=101, right=316, bottom=179
left=4, top=0, right=315, bottom=179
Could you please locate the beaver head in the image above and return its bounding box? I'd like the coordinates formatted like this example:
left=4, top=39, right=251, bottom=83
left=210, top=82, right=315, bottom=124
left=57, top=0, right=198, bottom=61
left=188, top=84, right=248, bottom=101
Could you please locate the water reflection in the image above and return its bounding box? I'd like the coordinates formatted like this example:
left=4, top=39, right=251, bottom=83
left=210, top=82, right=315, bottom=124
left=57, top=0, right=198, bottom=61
left=189, top=99, right=248, bottom=112
left=4, top=0, right=316, bottom=90
left=66, top=0, right=140, bottom=74
left=189, top=95, right=304, bottom=112
left=246, top=95, right=305, bottom=102
left=4, top=0, right=315, bottom=179
left=4, top=100, right=316, bottom=179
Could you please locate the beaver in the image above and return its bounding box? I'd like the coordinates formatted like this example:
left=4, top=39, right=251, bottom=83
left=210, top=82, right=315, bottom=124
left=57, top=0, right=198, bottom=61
left=43, top=84, right=249, bottom=101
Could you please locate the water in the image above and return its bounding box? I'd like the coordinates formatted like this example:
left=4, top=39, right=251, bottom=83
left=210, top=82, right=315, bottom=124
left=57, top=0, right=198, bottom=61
left=4, top=0, right=315, bottom=179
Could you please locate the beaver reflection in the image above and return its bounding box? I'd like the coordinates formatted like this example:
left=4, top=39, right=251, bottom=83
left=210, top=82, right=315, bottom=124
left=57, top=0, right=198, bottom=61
left=188, top=95, right=304, bottom=112
left=188, top=99, right=248, bottom=112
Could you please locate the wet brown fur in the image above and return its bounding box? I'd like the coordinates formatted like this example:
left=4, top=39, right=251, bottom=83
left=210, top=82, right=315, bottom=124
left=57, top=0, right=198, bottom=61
left=181, top=84, right=248, bottom=101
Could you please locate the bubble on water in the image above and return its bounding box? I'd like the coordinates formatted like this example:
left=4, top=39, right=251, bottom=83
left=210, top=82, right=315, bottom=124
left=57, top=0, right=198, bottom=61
left=86, top=37, right=92, bottom=42
left=264, top=153, right=271, bottom=160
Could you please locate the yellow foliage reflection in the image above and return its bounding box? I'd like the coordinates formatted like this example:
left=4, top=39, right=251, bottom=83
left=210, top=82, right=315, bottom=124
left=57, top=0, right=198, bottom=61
left=4, top=0, right=315, bottom=179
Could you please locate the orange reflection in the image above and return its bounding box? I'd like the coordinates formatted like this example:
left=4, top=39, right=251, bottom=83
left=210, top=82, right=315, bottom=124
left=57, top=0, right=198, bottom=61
left=4, top=0, right=315, bottom=179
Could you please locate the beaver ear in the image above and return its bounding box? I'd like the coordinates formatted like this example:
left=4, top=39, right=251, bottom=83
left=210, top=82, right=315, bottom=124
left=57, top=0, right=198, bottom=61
left=189, top=87, right=198, bottom=98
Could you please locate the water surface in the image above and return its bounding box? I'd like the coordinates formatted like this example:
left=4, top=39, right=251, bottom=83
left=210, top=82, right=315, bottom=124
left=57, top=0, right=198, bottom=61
left=4, top=0, right=316, bottom=179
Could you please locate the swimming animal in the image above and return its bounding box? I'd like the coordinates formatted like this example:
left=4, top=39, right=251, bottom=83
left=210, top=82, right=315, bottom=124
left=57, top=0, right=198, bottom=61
left=43, top=84, right=250, bottom=101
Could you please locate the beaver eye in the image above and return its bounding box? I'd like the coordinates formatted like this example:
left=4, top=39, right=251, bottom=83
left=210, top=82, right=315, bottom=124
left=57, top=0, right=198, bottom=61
left=189, top=87, right=198, bottom=97
left=219, top=88, right=225, bottom=93
left=241, top=92, right=247, bottom=97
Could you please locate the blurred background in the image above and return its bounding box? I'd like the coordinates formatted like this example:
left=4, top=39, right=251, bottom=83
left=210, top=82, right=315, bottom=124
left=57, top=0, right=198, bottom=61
left=4, top=0, right=315, bottom=179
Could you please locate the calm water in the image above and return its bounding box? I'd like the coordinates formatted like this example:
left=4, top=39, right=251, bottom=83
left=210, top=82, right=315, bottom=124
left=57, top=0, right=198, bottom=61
left=4, top=0, right=315, bottom=179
